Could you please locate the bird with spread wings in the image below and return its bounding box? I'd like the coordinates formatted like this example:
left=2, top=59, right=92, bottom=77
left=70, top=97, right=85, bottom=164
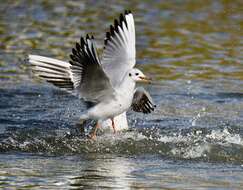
left=29, top=10, right=156, bottom=138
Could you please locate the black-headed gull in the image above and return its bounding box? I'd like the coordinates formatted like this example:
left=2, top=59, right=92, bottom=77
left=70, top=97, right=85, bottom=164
left=29, top=11, right=155, bottom=138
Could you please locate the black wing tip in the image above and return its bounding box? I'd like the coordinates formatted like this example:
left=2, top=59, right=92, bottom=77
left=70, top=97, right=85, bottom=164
left=110, top=25, right=115, bottom=35
left=79, top=34, right=95, bottom=45
left=69, top=54, right=78, bottom=62
left=76, top=42, right=81, bottom=50
left=104, top=10, right=132, bottom=45
left=114, top=19, right=119, bottom=31
left=70, top=36, right=85, bottom=63
left=104, top=31, right=111, bottom=45
left=117, top=9, right=132, bottom=27
left=106, top=32, right=111, bottom=39
left=125, top=10, right=132, bottom=15
left=119, top=13, right=124, bottom=23
left=80, top=36, right=85, bottom=47
left=132, top=90, right=156, bottom=114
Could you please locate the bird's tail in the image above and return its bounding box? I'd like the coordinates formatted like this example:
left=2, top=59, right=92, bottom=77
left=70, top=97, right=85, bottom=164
left=28, top=55, right=74, bottom=91
left=79, top=114, right=89, bottom=123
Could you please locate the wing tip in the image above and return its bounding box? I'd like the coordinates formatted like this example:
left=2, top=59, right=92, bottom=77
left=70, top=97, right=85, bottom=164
left=104, top=10, right=133, bottom=46
left=125, top=10, right=132, bottom=15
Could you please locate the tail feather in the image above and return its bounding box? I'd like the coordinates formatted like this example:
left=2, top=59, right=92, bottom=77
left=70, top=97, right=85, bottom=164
left=79, top=113, right=89, bottom=121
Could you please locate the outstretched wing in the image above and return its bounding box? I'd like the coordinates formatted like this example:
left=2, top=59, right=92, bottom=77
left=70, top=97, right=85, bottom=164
left=131, top=87, right=156, bottom=114
left=29, top=55, right=74, bottom=92
left=102, top=10, right=136, bottom=88
left=69, top=34, right=115, bottom=102
left=29, top=35, right=115, bottom=103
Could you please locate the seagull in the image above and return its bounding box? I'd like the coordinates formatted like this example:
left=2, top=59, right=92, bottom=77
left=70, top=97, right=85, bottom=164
left=29, top=10, right=156, bottom=138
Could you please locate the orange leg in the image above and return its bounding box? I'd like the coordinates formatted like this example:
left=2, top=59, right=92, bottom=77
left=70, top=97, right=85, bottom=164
left=89, top=122, right=100, bottom=140
left=111, top=118, right=116, bottom=134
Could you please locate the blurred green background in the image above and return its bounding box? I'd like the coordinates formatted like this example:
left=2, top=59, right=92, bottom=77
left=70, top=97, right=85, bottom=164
left=0, top=0, right=242, bottom=83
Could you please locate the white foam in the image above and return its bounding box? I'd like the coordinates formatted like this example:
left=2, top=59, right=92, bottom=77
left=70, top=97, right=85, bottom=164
left=157, top=127, right=242, bottom=159
left=206, top=128, right=243, bottom=146
left=171, top=144, right=210, bottom=159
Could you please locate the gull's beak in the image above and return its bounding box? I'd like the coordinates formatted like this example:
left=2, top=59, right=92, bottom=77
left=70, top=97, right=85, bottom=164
left=139, top=76, right=152, bottom=83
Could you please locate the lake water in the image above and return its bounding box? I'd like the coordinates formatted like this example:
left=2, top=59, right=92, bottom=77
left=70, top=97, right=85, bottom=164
left=0, top=0, right=243, bottom=189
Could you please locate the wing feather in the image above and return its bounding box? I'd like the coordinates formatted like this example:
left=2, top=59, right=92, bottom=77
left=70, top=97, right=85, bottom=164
left=102, top=10, right=136, bottom=88
left=29, top=55, right=74, bottom=91
left=30, top=11, right=137, bottom=104
left=69, top=34, right=115, bottom=102
left=29, top=35, right=115, bottom=103
left=131, top=87, right=156, bottom=114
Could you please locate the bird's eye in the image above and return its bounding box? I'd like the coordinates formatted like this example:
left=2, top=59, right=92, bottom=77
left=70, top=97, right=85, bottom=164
left=129, top=73, right=132, bottom=77
left=135, top=73, right=139, bottom=76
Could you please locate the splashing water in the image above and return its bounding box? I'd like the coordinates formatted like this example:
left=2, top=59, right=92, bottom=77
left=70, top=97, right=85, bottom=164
left=0, top=0, right=243, bottom=189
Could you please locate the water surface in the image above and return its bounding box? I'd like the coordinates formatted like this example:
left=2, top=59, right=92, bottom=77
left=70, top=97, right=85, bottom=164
left=0, top=0, right=243, bottom=189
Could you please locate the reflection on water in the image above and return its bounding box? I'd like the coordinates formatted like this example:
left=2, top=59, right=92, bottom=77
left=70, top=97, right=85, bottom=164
left=0, top=0, right=243, bottom=189
left=0, top=154, right=243, bottom=189
left=70, top=155, right=133, bottom=189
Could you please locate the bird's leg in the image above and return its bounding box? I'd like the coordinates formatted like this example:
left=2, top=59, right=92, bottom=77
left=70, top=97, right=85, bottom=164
left=89, top=122, right=100, bottom=140
left=111, top=118, right=116, bottom=134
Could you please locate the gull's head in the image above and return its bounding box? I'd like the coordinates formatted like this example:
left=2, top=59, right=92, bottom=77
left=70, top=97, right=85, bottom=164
left=128, top=68, right=151, bottom=83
